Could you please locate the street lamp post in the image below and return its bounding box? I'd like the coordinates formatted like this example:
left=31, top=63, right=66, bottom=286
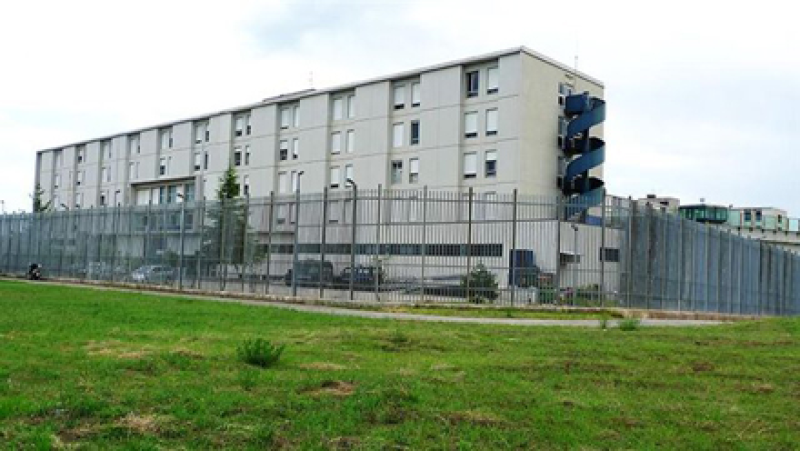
left=291, top=171, right=304, bottom=297
left=346, top=178, right=357, bottom=301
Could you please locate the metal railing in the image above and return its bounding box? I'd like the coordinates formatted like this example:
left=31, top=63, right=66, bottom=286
left=1, top=188, right=798, bottom=315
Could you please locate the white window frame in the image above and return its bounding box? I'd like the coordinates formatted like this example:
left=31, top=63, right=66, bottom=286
left=347, top=94, right=356, bottom=118
left=393, top=84, right=405, bottom=109
left=234, top=147, right=243, bottom=167
left=280, top=108, right=291, bottom=129
left=486, top=108, right=498, bottom=136
left=391, top=160, right=403, bottom=184
left=245, top=145, right=251, bottom=165
left=292, top=138, right=299, bottom=159
left=194, top=153, right=202, bottom=172
left=487, top=66, right=499, bottom=94
left=346, top=130, right=355, bottom=153
left=332, top=97, right=344, bottom=120
left=344, top=164, right=353, bottom=185
left=330, top=166, right=341, bottom=189
left=411, top=82, right=421, bottom=107
left=466, top=70, right=479, bottom=97
left=278, top=172, right=288, bottom=193
left=463, top=152, right=477, bottom=179
left=331, top=132, right=342, bottom=154
left=392, top=123, right=404, bottom=148
left=409, top=158, right=419, bottom=184
left=464, top=112, right=478, bottom=138
left=292, top=105, right=300, bottom=127
left=485, top=150, right=497, bottom=177
left=235, top=116, right=244, bottom=137
left=279, top=140, right=289, bottom=161
left=410, top=120, right=420, bottom=145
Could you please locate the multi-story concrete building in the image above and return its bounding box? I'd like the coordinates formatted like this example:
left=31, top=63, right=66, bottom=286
left=34, top=47, right=603, bottom=210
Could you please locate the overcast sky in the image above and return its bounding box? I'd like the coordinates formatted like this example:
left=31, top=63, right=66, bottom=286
left=1, top=0, right=797, bottom=214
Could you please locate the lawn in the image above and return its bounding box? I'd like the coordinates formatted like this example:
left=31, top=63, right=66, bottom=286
left=0, top=280, right=798, bottom=449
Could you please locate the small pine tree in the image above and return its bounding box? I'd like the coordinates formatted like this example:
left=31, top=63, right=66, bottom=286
left=217, top=166, right=240, bottom=200
left=32, top=183, right=52, bottom=213
left=461, top=262, right=499, bottom=303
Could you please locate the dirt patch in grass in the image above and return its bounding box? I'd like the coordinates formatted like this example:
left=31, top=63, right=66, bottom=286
left=444, top=410, right=506, bottom=427
left=328, top=436, right=361, bottom=450
left=691, top=361, right=716, bottom=372
left=117, top=412, right=167, bottom=435
left=170, top=347, right=204, bottom=359
left=302, top=380, right=357, bottom=398
left=298, top=362, right=347, bottom=371
left=83, top=340, right=152, bottom=359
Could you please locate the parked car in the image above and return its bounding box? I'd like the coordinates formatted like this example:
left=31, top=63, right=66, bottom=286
left=336, top=265, right=385, bottom=288
left=284, top=260, right=335, bottom=287
left=131, top=265, right=176, bottom=284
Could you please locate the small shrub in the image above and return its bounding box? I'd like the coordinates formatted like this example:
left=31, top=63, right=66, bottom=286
left=237, top=338, right=285, bottom=368
left=461, top=263, right=499, bottom=304
left=618, top=318, right=641, bottom=331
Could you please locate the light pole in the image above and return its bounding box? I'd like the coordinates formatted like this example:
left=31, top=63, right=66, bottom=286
left=291, top=171, right=304, bottom=296
left=346, top=178, right=357, bottom=301
left=177, top=192, right=186, bottom=290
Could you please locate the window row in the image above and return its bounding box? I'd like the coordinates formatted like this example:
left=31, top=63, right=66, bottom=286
left=464, top=109, right=498, bottom=138
left=331, top=130, right=356, bottom=154
left=393, top=82, right=421, bottom=110
left=332, top=94, right=356, bottom=121
left=392, top=121, right=420, bottom=148
left=463, top=150, right=497, bottom=179
left=466, top=66, right=499, bottom=98
left=390, top=157, right=420, bottom=185
left=329, top=164, right=354, bottom=189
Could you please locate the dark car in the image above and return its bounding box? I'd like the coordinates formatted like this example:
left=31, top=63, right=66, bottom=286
left=336, top=265, right=385, bottom=288
left=284, top=260, right=335, bottom=287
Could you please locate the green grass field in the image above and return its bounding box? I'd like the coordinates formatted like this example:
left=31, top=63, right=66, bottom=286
left=0, top=280, right=798, bottom=449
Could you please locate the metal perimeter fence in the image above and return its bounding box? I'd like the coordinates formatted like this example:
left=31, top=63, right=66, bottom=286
left=1, top=188, right=798, bottom=316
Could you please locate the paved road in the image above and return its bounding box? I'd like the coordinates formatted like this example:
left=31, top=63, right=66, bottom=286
left=10, top=278, right=725, bottom=328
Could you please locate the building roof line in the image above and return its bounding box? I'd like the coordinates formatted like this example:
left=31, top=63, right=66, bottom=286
left=37, top=46, right=604, bottom=153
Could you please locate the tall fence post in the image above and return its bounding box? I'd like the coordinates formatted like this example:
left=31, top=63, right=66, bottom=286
left=220, top=198, right=228, bottom=291
left=555, top=196, right=563, bottom=305
left=625, top=199, right=634, bottom=308
left=319, top=187, right=329, bottom=299
left=264, top=192, right=274, bottom=294
left=465, top=187, right=474, bottom=301
left=420, top=186, right=428, bottom=303
left=676, top=215, right=684, bottom=312
left=143, top=201, right=152, bottom=277
left=599, top=192, right=607, bottom=306
left=349, top=186, right=358, bottom=301
left=510, top=189, right=519, bottom=306
left=241, top=194, right=250, bottom=293
left=110, top=204, right=120, bottom=282
left=374, top=185, right=382, bottom=301
left=178, top=198, right=187, bottom=291
left=195, top=200, right=206, bottom=290
left=291, top=190, right=300, bottom=297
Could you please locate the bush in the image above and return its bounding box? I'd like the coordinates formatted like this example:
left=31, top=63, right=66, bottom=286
left=461, top=263, right=499, bottom=304
left=618, top=318, right=641, bottom=331
left=237, top=338, right=285, bottom=368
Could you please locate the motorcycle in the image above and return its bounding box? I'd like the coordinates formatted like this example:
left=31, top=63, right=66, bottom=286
left=27, top=263, right=42, bottom=281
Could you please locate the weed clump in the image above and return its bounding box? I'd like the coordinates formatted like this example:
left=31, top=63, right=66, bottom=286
left=237, top=338, right=285, bottom=368
left=618, top=318, right=641, bottom=331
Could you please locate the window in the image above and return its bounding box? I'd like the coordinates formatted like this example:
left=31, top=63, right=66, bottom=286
left=159, top=157, right=167, bottom=176
left=410, top=120, right=420, bottom=145
left=203, top=152, right=209, bottom=170
left=101, top=166, right=110, bottom=183
left=463, top=152, right=477, bottom=179
left=600, top=247, right=620, bottom=263
left=54, top=151, right=62, bottom=168
left=486, top=109, right=498, bottom=136
left=756, top=210, right=763, bottom=221
left=744, top=210, right=752, bottom=222
left=393, top=85, right=405, bottom=109
left=53, top=174, right=60, bottom=189
left=293, top=105, right=300, bottom=127
left=184, top=183, right=196, bottom=202
left=129, top=162, right=138, bottom=180
left=167, top=185, right=177, bottom=204
left=411, top=82, right=421, bottom=107
left=234, top=147, right=242, bottom=166
left=487, top=66, right=499, bottom=94
left=464, top=112, right=478, bottom=138
left=160, top=128, right=172, bottom=150
left=74, top=193, right=82, bottom=209
left=347, top=95, right=356, bottom=118
left=194, top=153, right=202, bottom=171
left=129, top=136, right=140, bottom=155
left=292, top=138, right=299, bottom=159
left=76, top=146, right=85, bottom=164
left=76, top=170, right=83, bottom=186
left=344, top=164, right=353, bottom=185
left=245, top=145, right=251, bottom=165
left=291, top=171, right=300, bottom=192
left=102, top=141, right=112, bottom=159
left=280, top=108, right=291, bottom=129
left=246, top=114, right=252, bottom=135
left=99, top=191, right=107, bottom=207
left=243, top=175, right=250, bottom=197
left=235, top=116, right=244, bottom=137
left=346, top=130, right=355, bottom=153
left=409, top=158, right=419, bottom=184
left=331, top=132, right=342, bottom=154
left=328, top=201, right=340, bottom=222
left=194, top=122, right=207, bottom=144
left=391, top=160, right=403, bottom=184
left=279, top=140, right=288, bottom=161
left=485, top=150, right=497, bottom=177
left=392, top=123, right=404, bottom=148
left=278, top=172, right=288, bottom=193
left=330, top=166, right=340, bottom=189
left=332, top=97, right=344, bottom=120
left=466, top=71, right=479, bottom=97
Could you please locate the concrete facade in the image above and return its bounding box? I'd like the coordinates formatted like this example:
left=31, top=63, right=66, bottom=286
left=34, top=47, right=603, bottom=210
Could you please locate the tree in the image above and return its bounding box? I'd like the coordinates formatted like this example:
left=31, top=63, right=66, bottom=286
left=32, top=183, right=52, bottom=213
left=200, top=166, right=262, bottom=286
left=461, top=262, right=499, bottom=304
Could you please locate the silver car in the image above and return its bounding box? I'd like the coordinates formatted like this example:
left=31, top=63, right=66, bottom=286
left=130, top=265, right=175, bottom=284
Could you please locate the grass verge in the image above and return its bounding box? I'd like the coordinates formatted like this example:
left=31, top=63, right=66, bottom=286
left=0, top=280, right=798, bottom=449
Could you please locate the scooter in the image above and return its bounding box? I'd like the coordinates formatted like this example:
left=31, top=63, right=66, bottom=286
left=27, top=263, right=42, bottom=281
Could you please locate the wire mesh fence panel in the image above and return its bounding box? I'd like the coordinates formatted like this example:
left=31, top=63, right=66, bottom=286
left=2, top=190, right=799, bottom=315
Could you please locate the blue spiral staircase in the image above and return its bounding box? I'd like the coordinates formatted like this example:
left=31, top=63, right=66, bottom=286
left=560, top=92, right=606, bottom=218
